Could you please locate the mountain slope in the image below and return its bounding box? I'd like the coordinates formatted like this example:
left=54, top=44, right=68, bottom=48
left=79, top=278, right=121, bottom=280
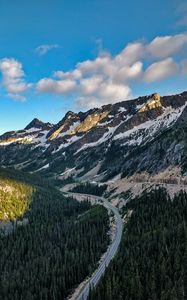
left=0, top=176, right=33, bottom=221
left=0, top=168, right=110, bottom=300
left=88, top=188, right=187, bottom=300
left=0, top=91, right=187, bottom=181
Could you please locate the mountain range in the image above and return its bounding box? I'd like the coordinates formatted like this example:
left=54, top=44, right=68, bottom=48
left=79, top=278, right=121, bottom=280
left=1, top=91, right=187, bottom=183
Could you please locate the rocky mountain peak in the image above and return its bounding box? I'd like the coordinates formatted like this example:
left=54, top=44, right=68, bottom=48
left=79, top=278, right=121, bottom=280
left=25, top=118, right=52, bottom=131
left=47, top=110, right=109, bottom=141
left=152, top=93, right=161, bottom=101
left=0, top=90, right=187, bottom=181
left=139, top=93, right=162, bottom=113
left=64, top=111, right=78, bottom=119
left=73, top=111, right=109, bottom=133
left=47, top=111, right=81, bottom=141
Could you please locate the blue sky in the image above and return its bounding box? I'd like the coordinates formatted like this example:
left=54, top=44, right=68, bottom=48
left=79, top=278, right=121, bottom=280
left=0, top=0, right=187, bottom=133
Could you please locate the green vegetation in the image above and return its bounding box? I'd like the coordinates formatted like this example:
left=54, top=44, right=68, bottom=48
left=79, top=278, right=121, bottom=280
left=71, top=182, right=107, bottom=196
left=0, top=177, right=33, bottom=220
left=0, top=169, right=110, bottom=300
left=0, top=167, right=52, bottom=188
left=89, top=188, right=187, bottom=300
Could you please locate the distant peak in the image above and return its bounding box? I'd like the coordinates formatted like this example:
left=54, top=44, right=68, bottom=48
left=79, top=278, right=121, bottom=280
left=25, top=118, right=52, bottom=130
left=65, top=111, right=77, bottom=119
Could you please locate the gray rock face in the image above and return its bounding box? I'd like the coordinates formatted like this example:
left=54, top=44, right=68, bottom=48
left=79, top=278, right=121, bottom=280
left=0, top=91, right=187, bottom=180
left=24, top=118, right=53, bottom=130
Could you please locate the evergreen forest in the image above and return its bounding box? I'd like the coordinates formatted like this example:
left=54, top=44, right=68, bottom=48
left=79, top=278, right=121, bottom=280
left=0, top=168, right=110, bottom=300
left=89, top=188, right=187, bottom=300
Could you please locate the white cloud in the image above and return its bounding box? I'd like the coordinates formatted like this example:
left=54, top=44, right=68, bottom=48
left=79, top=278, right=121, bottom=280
left=36, top=33, right=187, bottom=108
left=114, top=42, right=145, bottom=66
left=75, top=43, right=144, bottom=80
left=77, top=55, right=114, bottom=76
left=1, top=33, right=186, bottom=106
left=76, top=84, right=131, bottom=108
left=144, top=58, right=179, bottom=83
left=53, top=69, right=82, bottom=80
left=113, top=61, right=143, bottom=83
left=36, top=42, right=144, bottom=108
left=147, top=34, right=187, bottom=58
left=35, top=44, right=60, bottom=56
left=80, top=76, right=103, bottom=95
left=37, top=78, right=76, bottom=94
left=0, top=58, right=31, bottom=100
left=98, top=82, right=131, bottom=101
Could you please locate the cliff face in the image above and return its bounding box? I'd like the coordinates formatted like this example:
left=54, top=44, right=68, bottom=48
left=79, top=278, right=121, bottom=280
left=0, top=91, right=187, bottom=181
left=138, top=93, right=162, bottom=112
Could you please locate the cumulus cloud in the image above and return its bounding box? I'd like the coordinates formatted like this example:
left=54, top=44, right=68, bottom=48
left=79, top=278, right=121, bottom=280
left=115, top=42, right=145, bottom=66
left=98, top=82, right=131, bottom=101
left=1, top=33, right=186, bottom=106
left=144, top=58, right=179, bottom=83
left=77, top=55, right=114, bottom=76
left=36, top=42, right=145, bottom=108
left=35, top=33, right=187, bottom=108
left=147, top=34, right=187, bottom=58
left=53, top=69, right=82, bottom=80
left=113, top=61, right=143, bottom=83
left=35, top=44, right=60, bottom=56
left=37, top=78, right=76, bottom=94
left=76, top=84, right=131, bottom=108
left=0, top=58, right=31, bottom=100
left=79, top=76, right=103, bottom=95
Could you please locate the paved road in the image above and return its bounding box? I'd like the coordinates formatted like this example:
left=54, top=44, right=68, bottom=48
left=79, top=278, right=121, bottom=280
left=67, top=192, right=123, bottom=300
left=66, top=181, right=187, bottom=300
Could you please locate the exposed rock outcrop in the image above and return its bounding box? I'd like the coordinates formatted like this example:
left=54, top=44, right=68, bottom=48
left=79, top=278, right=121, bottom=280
left=0, top=91, right=187, bottom=181
left=139, top=93, right=162, bottom=112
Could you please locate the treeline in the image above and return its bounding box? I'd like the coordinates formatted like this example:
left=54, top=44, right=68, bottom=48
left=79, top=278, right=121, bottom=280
left=89, top=188, right=187, bottom=300
left=0, top=170, right=110, bottom=300
left=71, top=182, right=107, bottom=196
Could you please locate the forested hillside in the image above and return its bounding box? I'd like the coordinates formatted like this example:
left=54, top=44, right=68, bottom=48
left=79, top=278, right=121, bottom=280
left=0, top=169, right=110, bottom=300
left=0, top=176, right=33, bottom=220
left=70, top=182, right=107, bottom=196
left=89, top=188, right=187, bottom=300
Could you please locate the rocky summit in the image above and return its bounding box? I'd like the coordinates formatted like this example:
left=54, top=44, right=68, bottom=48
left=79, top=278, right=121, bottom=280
left=0, top=91, right=187, bottom=181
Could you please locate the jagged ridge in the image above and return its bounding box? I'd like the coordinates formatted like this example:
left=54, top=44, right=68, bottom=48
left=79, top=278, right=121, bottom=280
left=0, top=91, right=187, bottom=181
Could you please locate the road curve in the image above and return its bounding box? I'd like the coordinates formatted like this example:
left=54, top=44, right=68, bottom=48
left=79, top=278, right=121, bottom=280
left=67, top=192, right=123, bottom=300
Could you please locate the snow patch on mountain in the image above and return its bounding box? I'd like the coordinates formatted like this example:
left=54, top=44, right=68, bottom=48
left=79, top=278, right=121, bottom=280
left=58, top=121, right=81, bottom=138
left=114, top=103, right=187, bottom=146
left=136, top=103, right=144, bottom=111
left=33, top=163, right=49, bottom=173
left=32, top=130, right=50, bottom=149
left=52, top=135, right=83, bottom=153
left=118, top=107, right=127, bottom=113
left=25, top=127, right=41, bottom=133
left=75, top=123, right=123, bottom=154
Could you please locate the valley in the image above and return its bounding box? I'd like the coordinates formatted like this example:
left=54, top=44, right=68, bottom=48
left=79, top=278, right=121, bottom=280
left=0, top=170, right=110, bottom=300
left=65, top=192, right=123, bottom=300
left=1, top=1, right=187, bottom=299
left=0, top=90, right=187, bottom=299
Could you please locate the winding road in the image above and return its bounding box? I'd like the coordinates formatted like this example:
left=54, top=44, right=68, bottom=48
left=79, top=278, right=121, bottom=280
left=66, top=192, right=123, bottom=300
left=65, top=180, right=187, bottom=300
